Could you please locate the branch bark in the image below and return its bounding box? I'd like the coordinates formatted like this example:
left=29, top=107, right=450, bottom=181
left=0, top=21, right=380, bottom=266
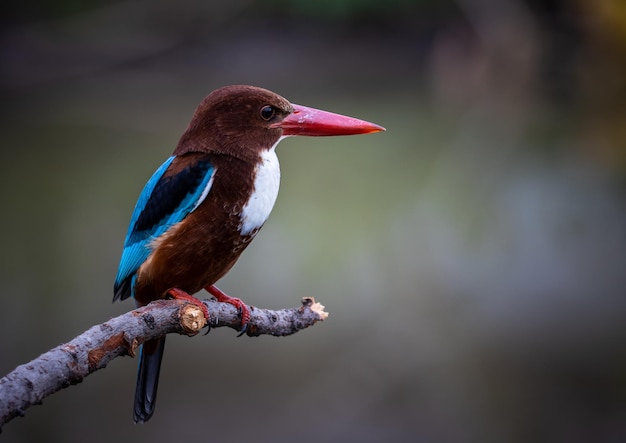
left=0, top=297, right=327, bottom=429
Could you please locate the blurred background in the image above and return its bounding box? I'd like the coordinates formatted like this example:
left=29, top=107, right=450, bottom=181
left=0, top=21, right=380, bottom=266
left=1, top=0, right=626, bottom=441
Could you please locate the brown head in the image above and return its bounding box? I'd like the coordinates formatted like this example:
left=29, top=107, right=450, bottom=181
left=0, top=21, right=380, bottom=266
left=174, top=85, right=384, bottom=161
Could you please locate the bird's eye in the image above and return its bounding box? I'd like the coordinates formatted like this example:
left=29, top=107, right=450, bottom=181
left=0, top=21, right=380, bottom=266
left=260, top=105, right=276, bottom=121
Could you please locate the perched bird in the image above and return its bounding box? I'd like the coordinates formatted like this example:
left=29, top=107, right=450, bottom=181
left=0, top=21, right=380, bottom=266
left=113, top=85, right=384, bottom=423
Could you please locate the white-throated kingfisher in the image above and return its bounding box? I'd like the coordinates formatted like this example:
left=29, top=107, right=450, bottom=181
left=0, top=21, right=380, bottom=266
left=113, top=85, right=384, bottom=423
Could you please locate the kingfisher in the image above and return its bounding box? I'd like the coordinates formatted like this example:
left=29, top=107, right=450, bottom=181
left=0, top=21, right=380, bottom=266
left=113, top=85, right=384, bottom=423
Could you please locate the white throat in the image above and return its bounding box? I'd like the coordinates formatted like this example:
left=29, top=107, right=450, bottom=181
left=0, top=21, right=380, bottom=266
left=239, top=137, right=284, bottom=235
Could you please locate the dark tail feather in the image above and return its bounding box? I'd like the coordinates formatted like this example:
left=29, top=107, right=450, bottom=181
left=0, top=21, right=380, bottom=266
left=134, top=337, right=166, bottom=423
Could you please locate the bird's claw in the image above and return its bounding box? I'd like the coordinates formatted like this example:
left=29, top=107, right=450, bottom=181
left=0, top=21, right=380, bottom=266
left=203, top=322, right=212, bottom=336
left=236, top=323, right=248, bottom=337
left=206, top=284, right=251, bottom=334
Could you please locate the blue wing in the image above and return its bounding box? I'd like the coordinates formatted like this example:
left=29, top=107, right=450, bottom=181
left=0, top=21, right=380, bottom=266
left=113, top=155, right=215, bottom=301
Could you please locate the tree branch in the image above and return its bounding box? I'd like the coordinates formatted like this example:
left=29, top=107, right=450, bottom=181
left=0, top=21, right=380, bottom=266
left=0, top=297, right=327, bottom=429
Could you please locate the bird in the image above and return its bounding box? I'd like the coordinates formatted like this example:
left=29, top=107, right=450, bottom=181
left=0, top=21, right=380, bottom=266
left=113, top=85, right=385, bottom=423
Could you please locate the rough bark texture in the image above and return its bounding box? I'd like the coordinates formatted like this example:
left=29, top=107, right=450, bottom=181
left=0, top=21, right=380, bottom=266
left=0, top=297, right=327, bottom=429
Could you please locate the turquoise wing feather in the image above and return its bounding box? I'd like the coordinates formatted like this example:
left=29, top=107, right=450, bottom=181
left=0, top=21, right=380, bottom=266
left=113, top=155, right=215, bottom=301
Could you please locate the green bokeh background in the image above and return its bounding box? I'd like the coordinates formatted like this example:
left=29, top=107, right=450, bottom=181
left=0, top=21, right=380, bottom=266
left=2, top=1, right=626, bottom=442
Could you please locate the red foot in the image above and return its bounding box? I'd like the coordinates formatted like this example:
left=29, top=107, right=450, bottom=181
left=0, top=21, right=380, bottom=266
left=167, top=288, right=210, bottom=322
left=206, top=285, right=251, bottom=330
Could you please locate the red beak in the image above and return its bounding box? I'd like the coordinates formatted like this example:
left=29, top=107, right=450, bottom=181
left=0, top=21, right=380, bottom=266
left=274, top=104, right=385, bottom=136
